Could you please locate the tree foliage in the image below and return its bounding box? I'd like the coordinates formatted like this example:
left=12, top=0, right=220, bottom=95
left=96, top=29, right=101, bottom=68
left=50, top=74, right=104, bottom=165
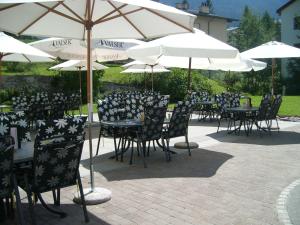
left=228, top=6, right=281, bottom=95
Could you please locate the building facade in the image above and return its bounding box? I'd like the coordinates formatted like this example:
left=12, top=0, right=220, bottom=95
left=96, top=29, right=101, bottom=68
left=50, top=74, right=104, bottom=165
left=277, top=0, right=300, bottom=78
left=176, top=3, right=236, bottom=43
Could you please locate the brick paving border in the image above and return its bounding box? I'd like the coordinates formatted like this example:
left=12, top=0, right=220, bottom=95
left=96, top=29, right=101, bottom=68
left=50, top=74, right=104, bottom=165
left=277, top=179, right=300, bottom=225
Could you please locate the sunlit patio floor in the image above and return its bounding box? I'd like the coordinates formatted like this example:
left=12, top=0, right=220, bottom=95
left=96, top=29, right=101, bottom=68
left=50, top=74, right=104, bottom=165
left=5, top=116, right=300, bottom=225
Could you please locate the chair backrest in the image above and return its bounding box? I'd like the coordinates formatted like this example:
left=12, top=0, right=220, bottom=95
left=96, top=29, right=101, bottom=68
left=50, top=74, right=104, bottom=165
left=32, top=138, right=84, bottom=193
left=228, top=93, right=240, bottom=108
left=167, top=101, right=192, bottom=138
left=268, top=95, right=282, bottom=119
left=124, top=97, right=143, bottom=120
left=66, top=92, right=81, bottom=111
left=12, top=94, right=30, bottom=111
left=0, top=136, right=14, bottom=198
left=97, top=99, right=120, bottom=122
left=0, top=111, right=31, bottom=143
left=257, top=94, right=272, bottom=120
left=35, top=116, right=87, bottom=145
left=215, top=93, right=228, bottom=114
left=142, top=106, right=167, bottom=141
left=49, top=92, right=67, bottom=119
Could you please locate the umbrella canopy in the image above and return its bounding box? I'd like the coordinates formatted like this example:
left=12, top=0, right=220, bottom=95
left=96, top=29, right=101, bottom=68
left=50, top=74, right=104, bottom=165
left=241, top=41, right=300, bottom=94
left=122, top=60, right=169, bottom=91
left=0, top=0, right=195, bottom=199
left=50, top=60, right=108, bottom=71
left=204, top=56, right=267, bottom=72
left=241, top=41, right=300, bottom=59
left=0, top=32, right=54, bottom=62
left=0, top=32, right=54, bottom=83
left=31, top=37, right=145, bottom=61
left=127, top=28, right=239, bottom=90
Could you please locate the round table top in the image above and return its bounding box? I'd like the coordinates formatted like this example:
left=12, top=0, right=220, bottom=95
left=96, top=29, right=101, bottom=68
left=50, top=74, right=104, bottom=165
left=100, top=119, right=142, bottom=128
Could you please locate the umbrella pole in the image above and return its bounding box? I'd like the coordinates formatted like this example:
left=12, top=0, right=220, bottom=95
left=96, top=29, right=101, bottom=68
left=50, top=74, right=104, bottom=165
left=188, top=57, right=192, bottom=93
left=151, top=66, right=154, bottom=92
left=74, top=0, right=111, bottom=206
left=272, top=58, right=275, bottom=95
left=144, top=72, right=146, bottom=90
left=78, top=67, right=83, bottom=115
left=0, top=54, right=3, bottom=86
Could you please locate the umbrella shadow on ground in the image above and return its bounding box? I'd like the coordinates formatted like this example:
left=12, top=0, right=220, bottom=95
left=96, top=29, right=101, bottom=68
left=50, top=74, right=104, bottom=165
left=81, top=148, right=233, bottom=182
left=207, top=130, right=300, bottom=146
left=2, top=203, right=112, bottom=225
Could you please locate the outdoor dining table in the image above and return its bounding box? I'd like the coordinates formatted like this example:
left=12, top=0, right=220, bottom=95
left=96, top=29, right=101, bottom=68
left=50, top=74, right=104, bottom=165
left=197, top=100, right=216, bottom=121
left=100, top=119, right=143, bottom=162
left=226, top=106, right=259, bottom=136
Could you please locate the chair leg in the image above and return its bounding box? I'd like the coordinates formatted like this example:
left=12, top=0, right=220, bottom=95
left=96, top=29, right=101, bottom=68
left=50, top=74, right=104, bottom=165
left=24, top=174, right=36, bottom=225
left=141, top=141, right=147, bottom=168
left=166, top=139, right=171, bottom=161
left=77, top=172, right=89, bottom=223
left=147, top=141, right=150, bottom=156
left=276, top=118, right=280, bottom=133
left=217, top=118, right=221, bottom=133
left=185, top=134, right=191, bottom=156
left=95, top=128, right=102, bottom=156
left=129, top=141, right=134, bottom=165
left=161, top=138, right=168, bottom=162
left=152, top=140, right=157, bottom=151
left=13, top=175, right=25, bottom=225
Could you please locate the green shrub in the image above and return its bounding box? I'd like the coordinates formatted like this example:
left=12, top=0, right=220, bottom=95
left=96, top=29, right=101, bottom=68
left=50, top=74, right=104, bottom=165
left=51, top=70, right=104, bottom=103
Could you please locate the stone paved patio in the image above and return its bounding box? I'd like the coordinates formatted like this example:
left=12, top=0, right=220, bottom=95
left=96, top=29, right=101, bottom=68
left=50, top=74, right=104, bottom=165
left=5, top=117, right=300, bottom=225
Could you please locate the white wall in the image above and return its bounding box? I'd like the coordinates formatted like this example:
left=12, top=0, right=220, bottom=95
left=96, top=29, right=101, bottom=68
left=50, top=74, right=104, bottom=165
left=280, top=0, right=300, bottom=78
left=194, top=16, right=229, bottom=43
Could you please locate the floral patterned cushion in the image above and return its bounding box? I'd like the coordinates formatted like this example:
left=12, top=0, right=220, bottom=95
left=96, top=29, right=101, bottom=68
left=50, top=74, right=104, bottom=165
left=32, top=139, right=84, bottom=193
left=141, top=106, right=167, bottom=141
left=0, top=111, right=31, bottom=143
left=35, top=116, right=87, bottom=145
left=0, top=137, right=14, bottom=198
left=164, top=101, right=192, bottom=138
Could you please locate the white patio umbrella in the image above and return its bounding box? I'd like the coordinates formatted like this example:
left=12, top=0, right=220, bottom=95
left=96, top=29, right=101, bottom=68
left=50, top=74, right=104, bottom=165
left=50, top=60, right=108, bottom=112
left=0, top=0, right=195, bottom=203
left=127, top=28, right=239, bottom=91
left=0, top=32, right=53, bottom=82
left=204, top=56, right=267, bottom=72
left=31, top=37, right=145, bottom=61
left=241, top=41, right=300, bottom=94
left=122, top=61, right=170, bottom=90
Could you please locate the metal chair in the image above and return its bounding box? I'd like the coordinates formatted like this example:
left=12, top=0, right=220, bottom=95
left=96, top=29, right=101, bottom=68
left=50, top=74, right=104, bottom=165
left=162, top=101, right=193, bottom=161
left=0, top=136, right=25, bottom=225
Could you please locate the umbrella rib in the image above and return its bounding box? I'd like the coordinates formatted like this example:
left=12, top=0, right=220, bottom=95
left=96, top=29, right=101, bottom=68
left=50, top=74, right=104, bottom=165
left=91, top=0, right=96, bottom=20
left=0, top=3, right=22, bottom=12
left=61, top=2, right=85, bottom=22
left=18, top=2, right=62, bottom=35
left=94, top=8, right=143, bottom=25
left=107, top=1, right=146, bottom=39
left=93, top=4, right=127, bottom=25
left=35, top=2, right=84, bottom=25
left=23, top=54, right=32, bottom=63
left=143, top=8, right=193, bottom=32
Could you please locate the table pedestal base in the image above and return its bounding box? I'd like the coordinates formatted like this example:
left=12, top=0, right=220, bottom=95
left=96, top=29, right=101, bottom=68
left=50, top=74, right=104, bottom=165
left=73, top=187, right=112, bottom=205
left=174, top=142, right=199, bottom=149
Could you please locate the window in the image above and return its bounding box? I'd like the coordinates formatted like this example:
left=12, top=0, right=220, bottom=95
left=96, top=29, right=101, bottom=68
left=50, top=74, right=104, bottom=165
left=294, top=16, right=300, bottom=30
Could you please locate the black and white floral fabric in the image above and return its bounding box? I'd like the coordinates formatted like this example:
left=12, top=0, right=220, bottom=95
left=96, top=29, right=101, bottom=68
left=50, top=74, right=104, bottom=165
left=163, top=101, right=191, bottom=139
left=0, top=111, right=31, bottom=143
left=31, top=139, right=84, bottom=193
left=97, top=100, right=120, bottom=122
left=35, top=116, right=87, bottom=145
left=12, top=94, right=30, bottom=111
left=124, top=98, right=143, bottom=120
left=0, top=137, right=14, bottom=198
left=140, top=106, right=167, bottom=141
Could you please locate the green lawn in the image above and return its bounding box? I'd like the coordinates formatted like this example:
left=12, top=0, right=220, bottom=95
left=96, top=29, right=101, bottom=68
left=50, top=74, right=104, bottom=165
left=249, top=96, right=300, bottom=117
